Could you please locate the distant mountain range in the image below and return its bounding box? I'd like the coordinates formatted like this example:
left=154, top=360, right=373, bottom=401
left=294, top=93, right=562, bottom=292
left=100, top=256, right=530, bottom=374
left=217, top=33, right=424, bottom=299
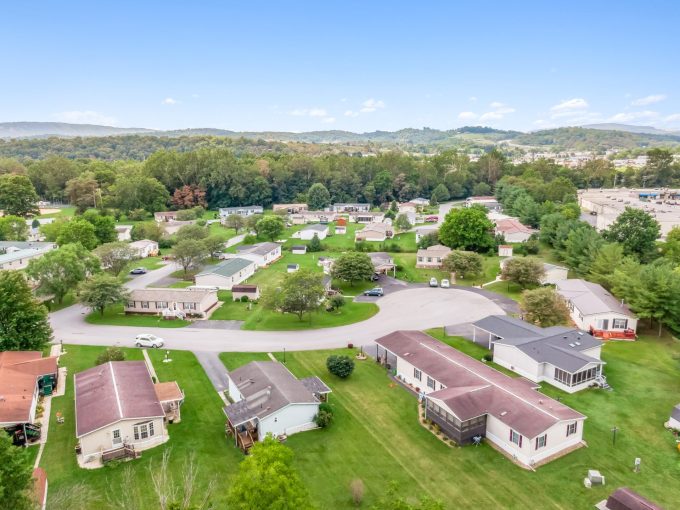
left=1, top=122, right=680, bottom=153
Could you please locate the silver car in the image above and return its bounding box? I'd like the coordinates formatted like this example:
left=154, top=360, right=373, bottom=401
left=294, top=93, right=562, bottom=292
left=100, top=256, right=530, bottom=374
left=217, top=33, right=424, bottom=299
left=135, top=333, right=164, bottom=348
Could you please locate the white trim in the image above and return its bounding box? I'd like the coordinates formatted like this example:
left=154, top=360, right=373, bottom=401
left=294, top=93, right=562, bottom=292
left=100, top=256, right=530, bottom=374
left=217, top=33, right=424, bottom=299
left=108, top=362, right=124, bottom=421
left=76, top=414, right=165, bottom=438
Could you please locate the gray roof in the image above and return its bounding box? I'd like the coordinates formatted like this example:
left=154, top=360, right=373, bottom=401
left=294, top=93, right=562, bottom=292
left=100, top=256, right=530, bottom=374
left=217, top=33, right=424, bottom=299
left=197, top=257, right=254, bottom=278
left=301, top=223, right=328, bottom=232
left=368, top=252, right=393, bottom=264
left=236, top=242, right=279, bottom=256
left=0, top=247, right=50, bottom=265
left=0, top=241, right=55, bottom=251
left=555, top=279, right=635, bottom=317
left=219, top=205, right=263, bottom=213
left=291, top=245, right=307, bottom=250
left=300, top=376, right=332, bottom=394
left=672, top=404, right=680, bottom=423
left=224, top=361, right=326, bottom=425
left=473, top=315, right=603, bottom=372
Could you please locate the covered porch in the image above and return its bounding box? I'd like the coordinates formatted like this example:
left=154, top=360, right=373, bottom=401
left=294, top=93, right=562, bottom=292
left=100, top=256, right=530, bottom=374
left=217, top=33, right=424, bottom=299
left=224, top=417, right=259, bottom=453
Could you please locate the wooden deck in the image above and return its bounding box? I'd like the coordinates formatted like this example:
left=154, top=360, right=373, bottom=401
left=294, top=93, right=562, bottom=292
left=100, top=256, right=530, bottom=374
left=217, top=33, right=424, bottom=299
left=225, top=421, right=258, bottom=453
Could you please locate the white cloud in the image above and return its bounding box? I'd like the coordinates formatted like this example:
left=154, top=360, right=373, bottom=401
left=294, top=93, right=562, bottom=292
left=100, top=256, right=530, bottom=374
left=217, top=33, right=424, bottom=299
left=664, top=113, right=680, bottom=122
left=457, top=111, right=478, bottom=120
left=489, top=101, right=505, bottom=109
left=191, top=94, right=200, bottom=99
left=344, top=110, right=360, bottom=117
left=607, top=110, right=659, bottom=122
left=52, top=110, right=118, bottom=126
left=308, top=108, right=328, bottom=118
left=360, top=98, right=385, bottom=113
left=321, top=117, right=336, bottom=124
left=550, top=98, right=589, bottom=112
left=479, top=111, right=504, bottom=121
left=162, top=97, right=179, bottom=105
left=468, top=96, right=478, bottom=102
left=631, top=94, right=666, bottom=106
left=288, top=107, right=335, bottom=123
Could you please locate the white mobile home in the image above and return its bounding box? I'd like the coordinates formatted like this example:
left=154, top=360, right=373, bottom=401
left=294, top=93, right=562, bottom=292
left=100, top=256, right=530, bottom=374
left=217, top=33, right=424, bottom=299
left=195, top=258, right=256, bottom=290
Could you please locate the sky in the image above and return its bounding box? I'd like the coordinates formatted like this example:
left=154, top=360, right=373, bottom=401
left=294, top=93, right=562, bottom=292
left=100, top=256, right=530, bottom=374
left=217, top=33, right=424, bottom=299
left=2, top=1, right=680, bottom=133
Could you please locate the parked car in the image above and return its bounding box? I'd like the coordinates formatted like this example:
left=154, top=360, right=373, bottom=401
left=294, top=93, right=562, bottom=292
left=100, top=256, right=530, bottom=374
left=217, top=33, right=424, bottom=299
left=135, top=334, right=164, bottom=348
left=440, top=279, right=450, bottom=288
left=363, top=287, right=384, bottom=297
left=429, top=277, right=438, bottom=287
left=129, top=267, right=147, bottom=275
left=371, top=273, right=381, bottom=281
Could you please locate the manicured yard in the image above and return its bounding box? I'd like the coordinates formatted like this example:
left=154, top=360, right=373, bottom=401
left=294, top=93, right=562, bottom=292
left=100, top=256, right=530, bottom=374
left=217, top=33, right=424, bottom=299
left=211, top=291, right=378, bottom=330
left=84, top=303, right=190, bottom=328
left=220, top=330, right=680, bottom=508
left=43, top=292, right=77, bottom=313
left=483, top=279, right=525, bottom=301
left=41, top=346, right=240, bottom=509
left=167, top=280, right=194, bottom=288
left=392, top=253, right=501, bottom=287
left=120, top=256, right=165, bottom=276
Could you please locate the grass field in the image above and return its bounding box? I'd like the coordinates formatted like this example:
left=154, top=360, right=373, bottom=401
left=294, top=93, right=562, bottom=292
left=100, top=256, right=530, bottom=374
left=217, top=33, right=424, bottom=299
left=120, top=256, right=165, bottom=276
left=41, top=346, right=241, bottom=510
left=218, top=331, right=680, bottom=509
left=84, top=303, right=190, bottom=328
left=211, top=290, right=378, bottom=330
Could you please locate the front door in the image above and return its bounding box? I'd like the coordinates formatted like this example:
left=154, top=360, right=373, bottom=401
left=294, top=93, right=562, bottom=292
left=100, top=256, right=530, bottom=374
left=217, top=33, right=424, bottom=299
left=112, top=429, right=122, bottom=447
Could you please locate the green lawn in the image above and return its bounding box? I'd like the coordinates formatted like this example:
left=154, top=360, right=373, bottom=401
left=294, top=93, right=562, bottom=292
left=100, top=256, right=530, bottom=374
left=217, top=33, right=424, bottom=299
left=211, top=292, right=378, bottom=330
left=166, top=280, right=194, bottom=289
left=84, top=303, right=190, bottom=328
left=43, top=292, right=77, bottom=313
left=219, top=331, right=680, bottom=508
left=483, top=280, right=524, bottom=301
left=36, top=206, right=76, bottom=219
left=41, top=346, right=240, bottom=509
left=120, top=256, right=165, bottom=276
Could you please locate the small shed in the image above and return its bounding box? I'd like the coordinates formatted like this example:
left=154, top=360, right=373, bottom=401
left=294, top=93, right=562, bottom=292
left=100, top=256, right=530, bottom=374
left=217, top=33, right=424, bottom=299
left=232, top=284, right=260, bottom=301
left=498, top=245, right=513, bottom=257
left=667, top=404, right=680, bottom=430
left=287, top=264, right=300, bottom=273
left=291, top=245, right=307, bottom=255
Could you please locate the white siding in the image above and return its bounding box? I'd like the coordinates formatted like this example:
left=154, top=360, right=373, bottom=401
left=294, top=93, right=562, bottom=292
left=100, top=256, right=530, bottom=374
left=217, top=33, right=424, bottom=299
left=227, top=377, right=243, bottom=402
left=195, top=263, right=255, bottom=290
left=570, top=307, right=638, bottom=333
left=258, top=403, right=320, bottom=439
left=79, top=417, right=167, bottom=458
left=486, top=415, right=584, bottom=467
left=492, top=344, right=541, bottom=382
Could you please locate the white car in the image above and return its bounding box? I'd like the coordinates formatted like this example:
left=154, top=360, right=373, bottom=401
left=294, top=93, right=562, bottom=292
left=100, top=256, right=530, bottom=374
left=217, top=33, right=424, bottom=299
left=429, top=277, right=438, bottom=288
left=440, top=279, right=450, bottom=288
left=135, top=334, right=164, bottom=348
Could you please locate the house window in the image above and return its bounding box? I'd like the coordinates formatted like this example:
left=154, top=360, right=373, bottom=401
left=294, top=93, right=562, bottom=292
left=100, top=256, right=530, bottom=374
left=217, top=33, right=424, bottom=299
left=413, top=368, right=422, bottom=381
left=127, top=301, right=136, bottom=308
left=510, top=429, right=522, bottom=447
left=112, top=429, right=122, bottom=445
left=535, top=434, right=547, bottom=449
left=554, top=368, right=571, bottom=386
left=417, top=257, right=423, bottom=263
left=596, top=318, right=609, bottom=330
left=134, top=422, right=153, bottom=440
left=182, top=302, right=196, bottom=310
left=427, top=377, right=435, bottom=389
left=613, top=318, right=628, bottom=329
left=141, top=301, right=150, bottom=309
left=566, top=422, right=578, bottom=437
left=155, top=301, right=168, bottom=309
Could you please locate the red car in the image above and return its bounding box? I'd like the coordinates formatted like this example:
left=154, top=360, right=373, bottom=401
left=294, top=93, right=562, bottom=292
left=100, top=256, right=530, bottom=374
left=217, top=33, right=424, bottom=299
left=425, top=215, right=439, bottom=223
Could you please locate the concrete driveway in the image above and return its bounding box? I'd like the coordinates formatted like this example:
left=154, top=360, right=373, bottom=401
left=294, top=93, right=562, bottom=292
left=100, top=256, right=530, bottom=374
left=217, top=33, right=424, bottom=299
left=49, top=286, right=505, bottom=353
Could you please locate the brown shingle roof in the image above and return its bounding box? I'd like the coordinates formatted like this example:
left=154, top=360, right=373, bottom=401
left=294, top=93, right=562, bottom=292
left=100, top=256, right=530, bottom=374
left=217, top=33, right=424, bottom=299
left=0, top=352, right=58, bottom=425
left=75, top=361, right=164, bottom=437
left=376, top=331, right=584, bottom=438
left=154, top=381, right=183, bottom=402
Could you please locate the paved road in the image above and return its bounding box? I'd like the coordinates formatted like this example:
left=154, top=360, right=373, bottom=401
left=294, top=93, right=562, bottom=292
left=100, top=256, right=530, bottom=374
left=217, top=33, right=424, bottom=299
left=50, top=286, right=505, bottom=353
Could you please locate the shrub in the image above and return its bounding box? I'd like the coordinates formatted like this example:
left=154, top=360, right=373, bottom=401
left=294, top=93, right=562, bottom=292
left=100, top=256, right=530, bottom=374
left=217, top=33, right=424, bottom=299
left=96, top=347, right=125, bottom=366
left=326, top=354, right=355, bottom=378
left=483, top=353, right=493, bottom=362
left=349, top=479, right=365, bottom=507
left=240, top=295, right=250, bottom=303
left=158, top=237, right=175, bottom=249
left=242, top=234, right=257, bottom=245
left=327, top=294, right=345, bottom=311
left=314, top=402, right=334, bottom=428
left=127, top=208, right=148, bottom=221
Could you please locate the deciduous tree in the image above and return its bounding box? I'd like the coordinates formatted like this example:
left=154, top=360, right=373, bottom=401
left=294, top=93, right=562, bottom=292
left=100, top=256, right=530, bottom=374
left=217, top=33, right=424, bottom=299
left=0, top=174, right=39, bottom=217
left=93, top=242, right=137, bottom=275
left=0, top=271, right=52, bottom=351
left=394, top=213, right=412, bottom=231
left=501, top=257, right=546, bottom=288
left=26, top=243, right=101, bottom=304
left=603, top=207, right=660, bottom=262
left=0, top=215, right=29, bottom=241
left=79, top=273, right=129, bottom=316
left=521, top=287, right=570, bottom=327
left=307, top=182, right=331, bottom=210
left=438, top=206, right=494, bottom=252
left=223, top=214, right=245, bottom=234
left=0, top=433, right=34, bottom=510
left=331, top=251, right=374, bottom=286
left=132, top=221, right=165, bottom=242
left=173, top=239, right=208, bottom=277
left=227, top=437, right=313, bottom=510
left=57, top=218, right=99, bottom=250
left=262, top=269, right=325, bottom=321
left=442, top=250, right=483, bottom=279
left=256, top=215, right=285, bottom=241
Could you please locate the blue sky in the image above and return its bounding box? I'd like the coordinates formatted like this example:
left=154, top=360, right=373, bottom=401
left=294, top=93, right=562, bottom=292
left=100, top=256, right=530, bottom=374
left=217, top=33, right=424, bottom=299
left=2, top=1, right=680, bottom=132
